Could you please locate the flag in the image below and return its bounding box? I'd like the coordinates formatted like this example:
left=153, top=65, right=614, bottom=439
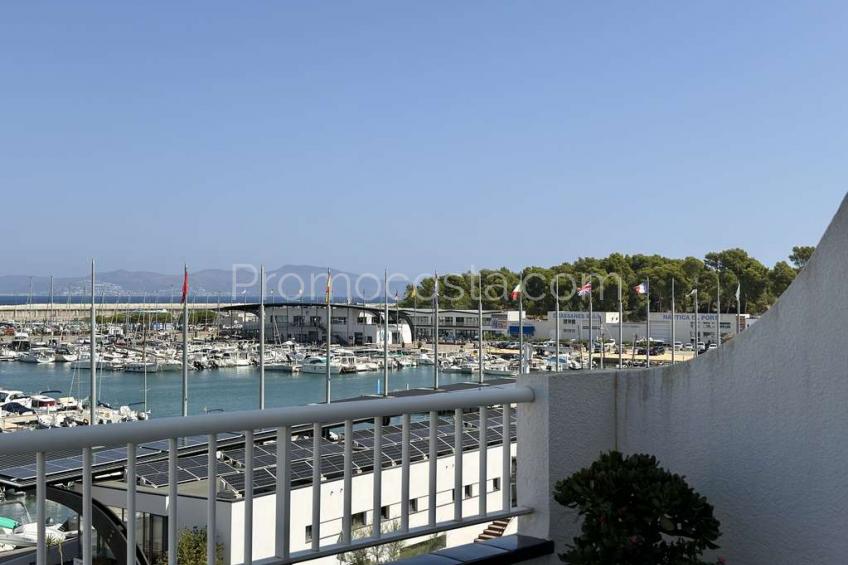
left=577, top=282, right=592, bottom=297
left=688, top=288, right=697, bottom=296
left=510, top=282, right=521, bottom=301
left=735, top=283, right=741, bottom=302
left=180, top=268, right=189, bottom=304
left=325, top=270, right=332, bottom=304
left=634, top=281, right=649, bottom=295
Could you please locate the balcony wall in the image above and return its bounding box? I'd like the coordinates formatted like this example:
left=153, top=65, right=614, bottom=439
left=518, top=194, right=848, bottom=564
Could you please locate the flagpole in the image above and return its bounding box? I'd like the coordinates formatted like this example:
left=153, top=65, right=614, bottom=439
left=182, top=264, right=188, bottom=417
left=736, top=283, right=741, bottom=336
left=694, top=288, right=699, bottom=356
left=518, top=271, right=524, bottom=374
left=716, top=271, right=721, bottom=348
left=90, top=259, right=97, bottom=425
left=433, top=272, right=439, bottom=389
left=646, top=277, right=651, bottom=367
left=478, top=272, right=484, bottom=383
left=671, top=278, right=676, bottom=364
left=618, top=277, right=623, bottom=370
left=326, top=269, right=332, bottom=404
left=259, top=264, right=266, bottom=409
left=555, top=277, right=561, bottom=372
left=383, top=269, right=389, bottom=397
left=587, top=278, right=593, bottom=372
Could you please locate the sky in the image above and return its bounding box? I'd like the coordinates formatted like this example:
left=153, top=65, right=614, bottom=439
left=1, top=1, right=846, bottom=277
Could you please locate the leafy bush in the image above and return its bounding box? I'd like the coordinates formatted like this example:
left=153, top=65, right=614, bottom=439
left=156, top=527, right=223, bottom=565
left=554, top=451, right=724, bottom=565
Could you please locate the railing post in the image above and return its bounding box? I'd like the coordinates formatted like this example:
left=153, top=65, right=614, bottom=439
left=311, top=423, right=322, bottom=551
left=83, top=446, right=92, bottom=565
left=428, top=411, right=437, bottom=526
left=400, top=413, right=410, bottom=532
left=208, top=433, right=218, bottom=565
left=36, top=451, right=46, bottom=565
left=454, top=408, right=463, bottom=522
left=502, top=404, right=511, bottom=512
left=275, top=425, right=291, bottom=559
left=479, top=406, right=488, bottom=517
left=372, top=416, right=383, bottom=538
left=342, top=419, right=353, bottom=544
left=127, top=443, right=137, bottom=565
left=168, top=439, right=178, bottom=565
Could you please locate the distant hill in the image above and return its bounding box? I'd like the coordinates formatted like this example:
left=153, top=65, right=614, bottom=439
left=0, top=265, right=410, bottom=300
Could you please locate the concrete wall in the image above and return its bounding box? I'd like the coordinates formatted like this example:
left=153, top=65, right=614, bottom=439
left=518, top=194, right=848, bottom=564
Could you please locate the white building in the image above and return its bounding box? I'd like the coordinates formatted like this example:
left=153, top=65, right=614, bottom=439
left=532, top=310, right=750, bottom=345
left=400, top=308, right=519, bottom=341
left=240, top=304, right=413, bottom=346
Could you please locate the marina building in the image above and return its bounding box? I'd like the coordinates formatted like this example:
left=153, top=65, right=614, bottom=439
left=239, top=303, right=413, bottom=346
left=532, top=310, right=751, bottom=345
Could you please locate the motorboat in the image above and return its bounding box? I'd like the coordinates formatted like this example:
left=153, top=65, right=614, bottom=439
left=54, top=344, right=79, bottom=362
left=300, top=356, right=342, bottom=374
left=19, top=348, right=54, bottom=364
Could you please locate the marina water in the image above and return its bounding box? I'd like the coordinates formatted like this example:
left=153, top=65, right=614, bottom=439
left=0, top=363, right=479, bottom=417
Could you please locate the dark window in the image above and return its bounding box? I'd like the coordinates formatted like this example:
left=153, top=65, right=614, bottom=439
left=381, top=505, right=390, bottom=519
left=352, top=511, right=367, bottom=529
left=464, top=484, right=473, bottom=499
left=305, top=525, right=312, bottom=543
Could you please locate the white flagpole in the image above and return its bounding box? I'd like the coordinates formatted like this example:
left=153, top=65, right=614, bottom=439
left=259, top=264, right=265, bottom=409
left=326, top=269, right=332, bottom=404
left=694, top=288, right=699, bottom=355
left=716, top=271, right=721, bottom=348
left=736, top=283, right=742, bottom=335
left=383, top=269, right=389, bottom=397
left=618, top=278, right=623, bottom=370
left=182, top=264, right=189, bottom=417
left=671, top=278, right=676, bottom=364
left=433, top=271, right=439, bottom=389
left=588, top=278, right=593, bottom=371
left=90, top=259, right=97, bottom=425
left=646, top=278, right=651, bottom=367
left=555, top=277, right=561, bottom=372
left=478, top=272, right=484, bottom=383
left=518, top=271, right=524, bottom=374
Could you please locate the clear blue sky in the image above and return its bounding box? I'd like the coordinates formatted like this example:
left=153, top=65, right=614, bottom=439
left=1, top=2, right=845, bottom=277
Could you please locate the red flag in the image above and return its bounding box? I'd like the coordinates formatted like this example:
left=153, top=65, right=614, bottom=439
left=180, top=268, right=189, bottom=304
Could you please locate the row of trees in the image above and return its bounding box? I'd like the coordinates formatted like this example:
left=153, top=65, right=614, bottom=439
left=399, top=246, right=815, bottom=319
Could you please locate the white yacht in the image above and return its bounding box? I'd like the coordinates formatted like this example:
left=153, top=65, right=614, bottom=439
left=300, top=356, right=342, bottom=374
left=54, top=344, right=79, bottom=362
left=19, top=348, right=54, bottom=364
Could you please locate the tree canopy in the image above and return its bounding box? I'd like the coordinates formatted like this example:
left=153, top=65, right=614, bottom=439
left=399, top=246, right=812, bottom=318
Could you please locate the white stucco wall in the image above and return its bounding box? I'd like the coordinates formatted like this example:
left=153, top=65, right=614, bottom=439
left=518, top=194, right=848, bottom=564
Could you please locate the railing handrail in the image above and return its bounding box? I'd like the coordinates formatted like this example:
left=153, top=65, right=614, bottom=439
left=0, top=384, right=533, bottom=455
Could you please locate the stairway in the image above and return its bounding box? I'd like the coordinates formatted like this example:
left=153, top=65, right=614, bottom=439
left=475, top=518, right=511, bottom=542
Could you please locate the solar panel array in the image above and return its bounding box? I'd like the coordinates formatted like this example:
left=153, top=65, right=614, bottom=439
left=0, top=405, right=517, bottom=498
left=0, top=432, right=242, bottom=488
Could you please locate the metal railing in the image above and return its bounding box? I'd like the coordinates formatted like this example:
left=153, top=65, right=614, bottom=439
left=0, top=385, right=534, bottom=565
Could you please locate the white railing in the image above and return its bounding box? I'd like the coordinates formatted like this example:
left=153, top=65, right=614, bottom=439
left=0, top=385, right=534, bottom=565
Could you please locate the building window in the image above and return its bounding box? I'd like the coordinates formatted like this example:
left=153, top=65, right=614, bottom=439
left=305, top=525, right=312, bottom=543
left=409, top=498, right=419, bottom=512
left=493, top=478, right=501, bottom=491
left=381, top=505, right=391, bottom=519
left=352, top=511, right=367, bottom=529
left=464, top=484, right=473, bottom=499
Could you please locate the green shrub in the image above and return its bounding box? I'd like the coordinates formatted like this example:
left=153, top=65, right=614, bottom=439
left=156, top=527, right=223, bottom=565
left=554, top=451, right=724, bottom=565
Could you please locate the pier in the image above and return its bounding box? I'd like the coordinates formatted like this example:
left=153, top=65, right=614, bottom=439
left=0, top=302, right=246, bottom=322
